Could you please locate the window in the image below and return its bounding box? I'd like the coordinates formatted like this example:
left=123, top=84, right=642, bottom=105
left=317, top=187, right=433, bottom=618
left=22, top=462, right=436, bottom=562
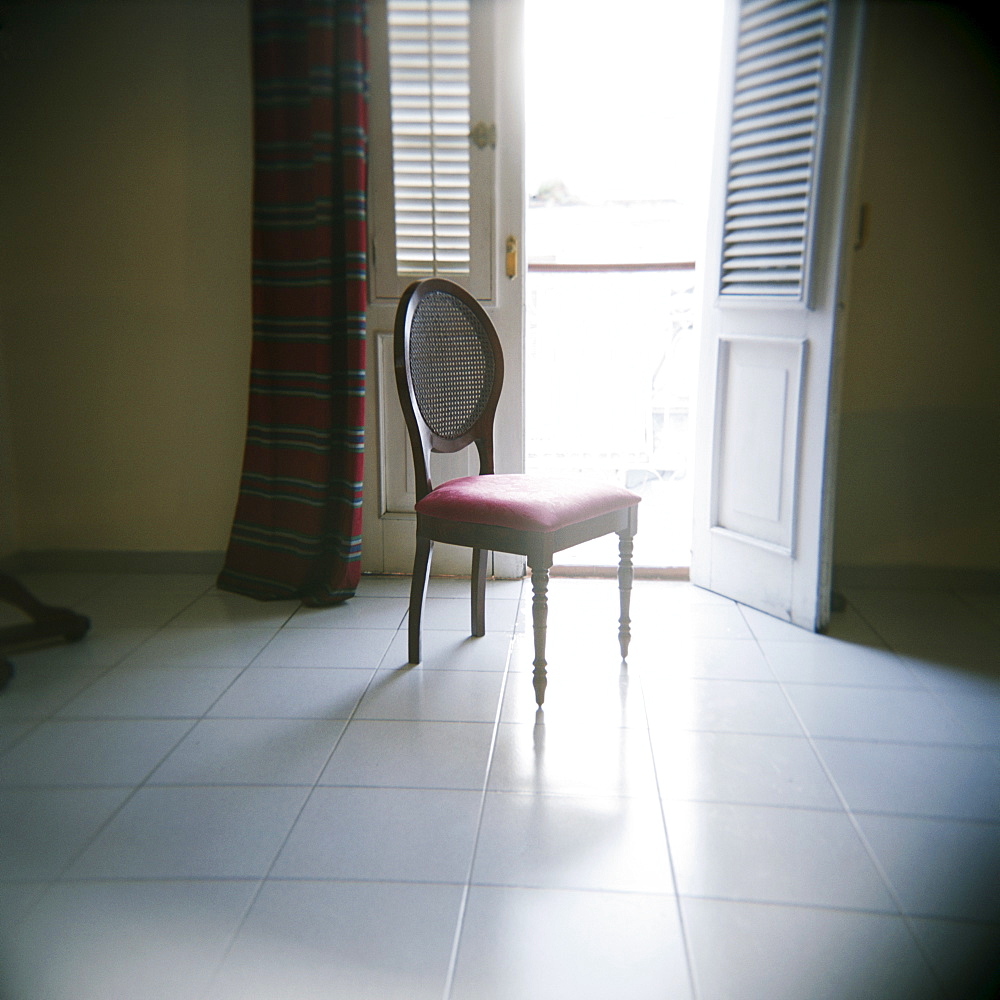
left=369, top=0, right=494, bottom=300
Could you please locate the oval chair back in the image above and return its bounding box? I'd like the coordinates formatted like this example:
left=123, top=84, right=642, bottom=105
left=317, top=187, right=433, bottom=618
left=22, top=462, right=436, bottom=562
left=394, top=278, right=503, bottom=500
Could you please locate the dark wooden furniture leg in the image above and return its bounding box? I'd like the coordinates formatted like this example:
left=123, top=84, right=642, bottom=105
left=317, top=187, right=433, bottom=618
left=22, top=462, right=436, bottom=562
left=617, top=530, right=634, bottom=660
left=0, top=571, right=91, bottom=691
left=408, top=538, right=433, bottom=663
left=529, top=562, right=550, bottom=706
left=471, top=547, right=487, bottom=637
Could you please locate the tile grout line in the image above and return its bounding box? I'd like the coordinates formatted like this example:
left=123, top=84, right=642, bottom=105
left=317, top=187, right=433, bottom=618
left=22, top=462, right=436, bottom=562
left=0, top=583, right=225, bottom=934
left=441, top=584, right=522, bottom=1000
left=4, top=575, right=995, bottom=997
left=189, top=578, right=520, bottom=999
left=638, top=659, right=701, bottom=1000
left=735, top=601, right=952, bottom=995
left=193, top=605, right=400, bottom=1000
left=3, top=586, right=224, bottom=900
left=843, top=589, right=1000, bottom=750
left=39, top=590, right=308, bottom=901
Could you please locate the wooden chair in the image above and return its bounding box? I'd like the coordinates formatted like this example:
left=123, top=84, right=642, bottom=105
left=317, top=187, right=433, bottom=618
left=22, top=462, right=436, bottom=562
left=394, top=277, right=640, bottom=705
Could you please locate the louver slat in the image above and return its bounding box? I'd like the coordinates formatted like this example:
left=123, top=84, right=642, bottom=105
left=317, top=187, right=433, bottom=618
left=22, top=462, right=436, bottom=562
left=388, top=0, right=472, bottom=276
left=720, top=0, right=829, bottom=299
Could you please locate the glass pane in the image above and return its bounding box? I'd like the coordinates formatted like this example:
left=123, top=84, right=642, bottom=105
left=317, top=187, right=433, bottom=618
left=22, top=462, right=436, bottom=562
left=525, top=269, right=698, bottom=569
left=524, top=0, right=723, bottom=569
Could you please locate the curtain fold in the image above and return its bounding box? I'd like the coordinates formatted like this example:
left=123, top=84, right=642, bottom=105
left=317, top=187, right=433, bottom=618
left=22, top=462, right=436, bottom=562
left=218, top=0, right=367, bottom=606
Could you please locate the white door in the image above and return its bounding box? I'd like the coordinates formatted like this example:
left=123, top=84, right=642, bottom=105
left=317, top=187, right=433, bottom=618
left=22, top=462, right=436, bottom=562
left=691, top=0, right=866, bottom=629
left=363, top=0, right=526, bottom=577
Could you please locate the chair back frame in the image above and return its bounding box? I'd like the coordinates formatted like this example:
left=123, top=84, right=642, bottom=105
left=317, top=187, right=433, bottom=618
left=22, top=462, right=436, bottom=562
left=394, top=278, right=505, bottom=501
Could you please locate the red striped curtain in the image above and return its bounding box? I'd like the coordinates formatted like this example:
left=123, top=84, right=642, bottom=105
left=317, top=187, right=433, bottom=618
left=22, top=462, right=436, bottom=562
left=218, top=0, right=367, bottom=605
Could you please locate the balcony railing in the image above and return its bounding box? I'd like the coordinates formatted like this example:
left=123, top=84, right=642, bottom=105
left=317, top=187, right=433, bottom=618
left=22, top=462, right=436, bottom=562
left=525, top=260, right=697, bottom=568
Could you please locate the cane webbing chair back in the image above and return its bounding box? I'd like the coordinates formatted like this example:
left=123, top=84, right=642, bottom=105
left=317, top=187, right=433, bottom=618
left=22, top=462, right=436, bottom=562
left=394, top=279, right=503, bottom=500
left=409, top=291, right=497, bottom=440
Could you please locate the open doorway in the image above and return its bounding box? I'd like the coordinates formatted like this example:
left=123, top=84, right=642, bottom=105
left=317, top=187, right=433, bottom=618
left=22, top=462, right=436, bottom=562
left=523, top=0, right=724, bottom=572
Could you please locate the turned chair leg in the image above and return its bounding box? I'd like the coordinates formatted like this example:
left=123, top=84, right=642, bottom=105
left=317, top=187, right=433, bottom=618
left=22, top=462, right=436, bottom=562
left=471, top=547, right=487, bottom=638
left=617, top=530, right=634, bottom=661
left=408, top=537, right=433, bottom=664
left=529, top=562, right=550, bottom=706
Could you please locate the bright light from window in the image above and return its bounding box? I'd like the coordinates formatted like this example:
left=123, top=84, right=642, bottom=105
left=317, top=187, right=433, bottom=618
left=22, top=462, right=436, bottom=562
left=524, top=0, right=723, bottom=210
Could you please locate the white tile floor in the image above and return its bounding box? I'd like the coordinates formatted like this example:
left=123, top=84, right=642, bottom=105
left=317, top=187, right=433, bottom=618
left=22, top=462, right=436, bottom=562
left=0, top=572, right=998, bottom=1000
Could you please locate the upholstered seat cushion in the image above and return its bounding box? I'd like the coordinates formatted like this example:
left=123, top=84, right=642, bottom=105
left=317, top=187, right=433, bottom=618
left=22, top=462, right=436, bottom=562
left=415, top=474, right=640, bottom=533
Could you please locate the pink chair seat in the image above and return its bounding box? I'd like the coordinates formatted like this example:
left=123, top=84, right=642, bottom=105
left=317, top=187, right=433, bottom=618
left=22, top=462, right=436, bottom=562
left=416, top=474, right=640, bottom=533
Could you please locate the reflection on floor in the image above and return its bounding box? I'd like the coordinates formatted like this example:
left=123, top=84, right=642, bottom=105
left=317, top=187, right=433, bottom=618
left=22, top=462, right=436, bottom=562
left=546, top=473, right=693, bottom=570
left=0, top=572, right=998, bottom=1000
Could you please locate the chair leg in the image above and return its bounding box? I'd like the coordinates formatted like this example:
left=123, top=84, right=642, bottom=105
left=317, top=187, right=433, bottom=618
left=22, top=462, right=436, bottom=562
left=529, top=562, right=550, bottom=706
left=471, top=548, right=487, bottom=638
left=617, top=530, right=634, bottom=661
left=408, top=536, right=433, bottom=664
left=0, top=571, right=91, bottom=647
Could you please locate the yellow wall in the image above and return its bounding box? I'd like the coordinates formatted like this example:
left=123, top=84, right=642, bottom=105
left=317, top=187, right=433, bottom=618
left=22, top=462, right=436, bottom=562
left=833, top=1, right=1000, bottom=571
left=0, top=0, right=252, bottom=557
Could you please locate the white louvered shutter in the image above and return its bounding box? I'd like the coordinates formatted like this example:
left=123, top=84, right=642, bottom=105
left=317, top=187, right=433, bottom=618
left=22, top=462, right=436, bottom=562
left=388, top=0, right=472, bottom=276
left=720, top=0, right=831, bottom=300
left=369, top=0, right=494, bottom=301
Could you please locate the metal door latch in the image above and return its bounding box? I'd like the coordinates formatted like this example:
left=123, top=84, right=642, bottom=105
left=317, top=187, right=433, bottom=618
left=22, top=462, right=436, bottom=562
left=470, top=121, right=497, bottom=149
left=505, top=236, right=517, bottom=279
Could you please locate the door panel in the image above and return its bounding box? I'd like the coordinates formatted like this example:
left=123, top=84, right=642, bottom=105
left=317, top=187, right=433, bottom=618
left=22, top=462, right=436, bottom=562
left=363, top=0, right=525, bottom=577
left=714, top=334, right=805, bottom=552
left=691, top=0, right=866, bottom=629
